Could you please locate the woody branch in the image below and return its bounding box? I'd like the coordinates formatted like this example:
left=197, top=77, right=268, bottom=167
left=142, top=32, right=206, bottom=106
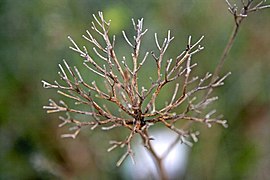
left=42, top=9, right=233, bottom=166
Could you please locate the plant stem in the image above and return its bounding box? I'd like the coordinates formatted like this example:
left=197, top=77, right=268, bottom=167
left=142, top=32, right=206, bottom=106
left=142, top=130, right=168, bottom=180
left=147, top=140, right=168, bottom=180
left=212, top=20, right=242, bottom=81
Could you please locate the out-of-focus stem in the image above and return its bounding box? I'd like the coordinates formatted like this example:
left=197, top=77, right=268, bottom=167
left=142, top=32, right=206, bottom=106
left=212, top=22, right=241, bottom=81
left=142, top=130, right=168, bottom=180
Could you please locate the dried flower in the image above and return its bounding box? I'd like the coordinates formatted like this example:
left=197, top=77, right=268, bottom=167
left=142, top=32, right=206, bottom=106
left=42, top=0, right=270, bottom=173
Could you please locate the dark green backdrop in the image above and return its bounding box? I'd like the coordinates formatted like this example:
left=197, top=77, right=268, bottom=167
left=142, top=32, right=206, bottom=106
left=0, top=0, right=269, bottom=179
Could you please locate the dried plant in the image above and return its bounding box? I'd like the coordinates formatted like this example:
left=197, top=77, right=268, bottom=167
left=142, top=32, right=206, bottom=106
left=42, top=1, right=269, bottom=179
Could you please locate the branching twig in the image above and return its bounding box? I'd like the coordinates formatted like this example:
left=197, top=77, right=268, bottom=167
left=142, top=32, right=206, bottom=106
left=42, top=2, right=269, bottom=178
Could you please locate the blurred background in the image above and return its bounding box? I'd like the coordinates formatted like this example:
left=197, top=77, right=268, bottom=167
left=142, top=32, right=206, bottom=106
left=0, top=0, right=269, bottom=179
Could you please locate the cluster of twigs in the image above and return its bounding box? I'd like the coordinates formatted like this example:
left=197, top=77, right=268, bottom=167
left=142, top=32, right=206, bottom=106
left=42, top=11, right=228, bottom=166
left=42, top=0, right=269, bottom=178
left=214, top=0, right=270, bottom=78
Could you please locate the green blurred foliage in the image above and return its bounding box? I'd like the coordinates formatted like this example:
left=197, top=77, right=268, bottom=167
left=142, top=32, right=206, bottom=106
left=0, top=0, right=269, bottom=179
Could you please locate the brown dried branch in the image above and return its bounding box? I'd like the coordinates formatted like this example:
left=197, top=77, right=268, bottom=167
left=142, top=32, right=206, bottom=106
left=42, top=2, right=269, bottom=178
left=215, top=0, right=270, bottom=80
left=42, top=12, right=228, bottom=167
